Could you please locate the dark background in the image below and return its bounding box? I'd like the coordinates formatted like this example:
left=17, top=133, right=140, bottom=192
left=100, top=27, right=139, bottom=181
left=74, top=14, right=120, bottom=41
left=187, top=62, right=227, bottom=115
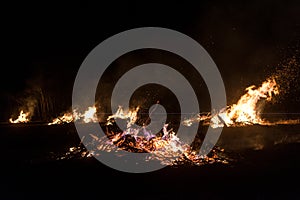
left=1, top=0, right=300, bottom=122
left=0, top=1, right=300, bottom=199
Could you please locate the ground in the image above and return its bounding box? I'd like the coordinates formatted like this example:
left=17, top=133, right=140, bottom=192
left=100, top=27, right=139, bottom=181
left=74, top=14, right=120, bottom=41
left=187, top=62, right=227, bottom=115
left=1, top=123, right=299, bottom=199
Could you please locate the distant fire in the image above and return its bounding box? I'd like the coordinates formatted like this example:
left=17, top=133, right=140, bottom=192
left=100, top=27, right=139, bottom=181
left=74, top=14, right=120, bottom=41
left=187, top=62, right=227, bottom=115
left=9, top=110, right=30, bottom=123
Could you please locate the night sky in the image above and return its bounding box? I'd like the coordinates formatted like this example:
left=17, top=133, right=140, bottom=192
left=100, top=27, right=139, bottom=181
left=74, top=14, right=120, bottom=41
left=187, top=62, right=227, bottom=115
left=1, top=0, right=300, bottom=121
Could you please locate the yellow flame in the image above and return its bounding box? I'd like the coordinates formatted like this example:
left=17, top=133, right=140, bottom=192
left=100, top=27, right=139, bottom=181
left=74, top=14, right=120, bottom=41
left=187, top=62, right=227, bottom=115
left=48, top=110, right=81, bottom=125
left=224, top=78, right=279, bottom=126
left=48, top=106, right=97, bottom=125
left=59, top=76, right=299, bottom=166
left=106, top=106, right=139, bottom=128
left=9, top=110, right=30, bottom=123
left=62, top=123, right=226, bottom=166
left=82, top=106, right=98, bottom=123
left=183, top=78, right=280, bottom=128
left=94, top=78, right=280, bottom=164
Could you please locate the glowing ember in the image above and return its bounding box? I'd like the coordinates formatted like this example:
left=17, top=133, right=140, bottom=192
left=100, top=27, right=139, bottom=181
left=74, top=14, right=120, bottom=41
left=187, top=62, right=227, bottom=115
left=9, top=110, right=30, bottom=123
left=59, top=124, right=230, bottom=166
left=56, top=106, right=230, bottom=166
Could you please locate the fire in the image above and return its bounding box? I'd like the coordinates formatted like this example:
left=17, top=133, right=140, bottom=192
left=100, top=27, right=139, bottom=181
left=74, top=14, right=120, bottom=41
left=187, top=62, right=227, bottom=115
left=61, top=122, right=228, bottom=166
left=224, top=78, right=279, bottom=126
left=48, top=106, right=97, bottom=125
left=57, top=106, right=229, bottom=166
left=55, top=75, right=297, bottom=167
left=82, top=106, right=98, bottom=123
left=9, top=110, right=30, bottom=123
left=48, top=111, right=80, bottom=125
left=106, top=106, right=139, bottom=127
left=183, top=78, right=280, bottom=128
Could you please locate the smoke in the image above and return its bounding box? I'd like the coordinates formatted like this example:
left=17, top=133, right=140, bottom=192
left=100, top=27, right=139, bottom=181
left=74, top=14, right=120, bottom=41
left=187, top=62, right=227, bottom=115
left=8, top=81, right=57, bottom=122
left=23, top=96, right=37, bottom=120
left=9, top=88, right=38, bottom=121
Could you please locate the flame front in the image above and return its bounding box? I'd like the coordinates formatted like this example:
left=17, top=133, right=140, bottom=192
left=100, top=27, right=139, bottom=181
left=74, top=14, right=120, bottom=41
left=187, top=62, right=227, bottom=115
left=54, top=75, right=297, bottom=167
left=106, top=106, right=139, bottom=127
left=48, top=106, right=97, bottom=125
left=49, top=78, right=280, bottom=127
left=48, top=112, right=76, bottom=125
left=183, top=78, right=280, bottom=128
left=9, top=110, right=30, bottom=123
left=224, top=78, right=279, bottom=125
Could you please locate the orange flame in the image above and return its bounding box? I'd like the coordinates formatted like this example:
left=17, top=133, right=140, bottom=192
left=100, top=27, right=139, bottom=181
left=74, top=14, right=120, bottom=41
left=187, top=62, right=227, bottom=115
left=48, top=110, right=80, bottom=125
left=106, top=106, right=139, bottom=127
left=183, top=78, right=280, bottom=128
left=59, top=78, right=282, bottom=165
left=223, top=78, right=279, bottom=126
left=58, top=75, right=299, bottom=166
left=9, top=110, right=30, bottom=123
left=82, top=106, right=98, bottom=123
left=62, top=123, right=227, bottom=166
left=48, top=106, right=97, bottom=125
